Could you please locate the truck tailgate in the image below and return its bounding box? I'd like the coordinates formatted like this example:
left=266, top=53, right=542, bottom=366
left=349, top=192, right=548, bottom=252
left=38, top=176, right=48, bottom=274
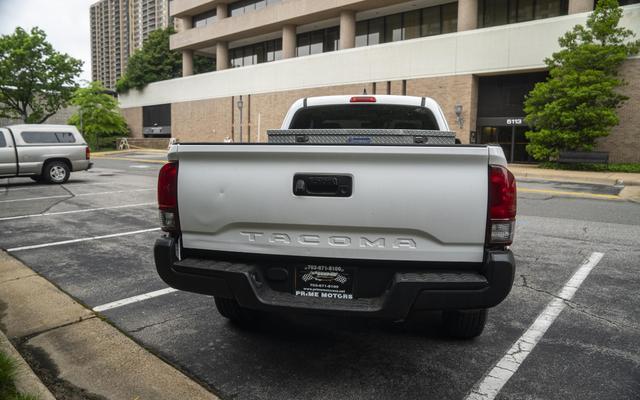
left=175, top=145, right=489, bottom=263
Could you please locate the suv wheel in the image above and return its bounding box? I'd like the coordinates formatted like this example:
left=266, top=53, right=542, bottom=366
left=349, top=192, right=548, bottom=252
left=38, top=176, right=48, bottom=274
left=214, top=297, right=259, bottom=328
left=43, top=161, right=70, bottom=184
left=443, top=309, right=487, bottom=339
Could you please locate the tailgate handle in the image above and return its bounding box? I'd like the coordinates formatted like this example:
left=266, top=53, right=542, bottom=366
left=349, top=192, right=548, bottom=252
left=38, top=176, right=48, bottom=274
left=293, top=174, right=352, bottom=197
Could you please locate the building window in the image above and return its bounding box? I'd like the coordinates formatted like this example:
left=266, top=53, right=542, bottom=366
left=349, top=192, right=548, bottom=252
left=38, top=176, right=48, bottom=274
left=192, top=9, right=216, bottom=28
left=478, top=0, right=568, bottom=28
left=229, top=0, right=281, bottom=17
left=296, top=27, right=340, bottom=57
left=230, top=39, right=282, bottom=68
left=355, top=3, right=458, bottom=47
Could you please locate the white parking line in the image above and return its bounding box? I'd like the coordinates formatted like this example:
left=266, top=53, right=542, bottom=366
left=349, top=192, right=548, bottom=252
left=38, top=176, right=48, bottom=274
left=465, top=251, right=604, bottom=400
left=0, top=181, right=132, bottom=192
left=0, top=188, right=153, bottom=203
left=7, top=228, right=161, bottom=252
left=93, top=288, right=179, bottom=312
left=0, top=203, right=155, bottom=221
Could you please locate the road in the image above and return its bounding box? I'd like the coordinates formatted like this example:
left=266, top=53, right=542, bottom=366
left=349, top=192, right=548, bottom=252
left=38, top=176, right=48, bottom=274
left=1, top=151, right=638, bottom=400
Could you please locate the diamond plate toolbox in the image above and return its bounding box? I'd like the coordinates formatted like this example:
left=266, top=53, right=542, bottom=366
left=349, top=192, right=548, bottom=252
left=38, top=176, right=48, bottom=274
left=267, top=129, right=457, bottom=145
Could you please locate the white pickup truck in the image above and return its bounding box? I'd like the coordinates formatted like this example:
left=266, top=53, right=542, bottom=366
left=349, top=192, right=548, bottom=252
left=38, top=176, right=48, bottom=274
left=154, top=95, right=516, bottom=339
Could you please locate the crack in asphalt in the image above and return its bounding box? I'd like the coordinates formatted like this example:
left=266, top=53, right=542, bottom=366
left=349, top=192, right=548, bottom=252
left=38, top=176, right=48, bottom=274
left=39, top=184, right=76, bottom=214
left=516, top=275, right=636, bottom=330
left=127, top=310, right=202, bottom=334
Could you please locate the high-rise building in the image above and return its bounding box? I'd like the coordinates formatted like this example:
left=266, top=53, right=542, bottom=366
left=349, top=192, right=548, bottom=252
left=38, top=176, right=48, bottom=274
left=90, top=0, right=171, bottom=89
left=132, top=0, right=171, bottom=49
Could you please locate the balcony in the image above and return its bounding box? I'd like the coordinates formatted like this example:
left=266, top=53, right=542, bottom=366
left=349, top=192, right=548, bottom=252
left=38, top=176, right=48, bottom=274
left=170, top=0, right=222, bottom=17
left=170, top=0, right=409, bottom=50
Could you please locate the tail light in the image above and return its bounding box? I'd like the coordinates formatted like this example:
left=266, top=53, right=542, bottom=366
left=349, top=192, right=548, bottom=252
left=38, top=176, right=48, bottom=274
left=350, top=96, right=377, bottom=103
left=487, top=165, right=517, bottom=246
left=158, top=162, right=179, bottom=233
left=86, top=146, right=91, bottom=160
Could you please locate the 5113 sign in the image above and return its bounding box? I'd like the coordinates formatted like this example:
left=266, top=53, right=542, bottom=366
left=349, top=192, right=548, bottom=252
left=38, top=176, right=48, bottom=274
left=506, top=118, right=524, bottom=125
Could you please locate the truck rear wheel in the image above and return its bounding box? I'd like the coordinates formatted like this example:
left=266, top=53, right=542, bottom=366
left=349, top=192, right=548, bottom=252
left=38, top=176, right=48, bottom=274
left=214, top=297, right=259, bottom=328
left=442, top=309, right=487, bottom=339
left=43, top=161, right=70, bottom=184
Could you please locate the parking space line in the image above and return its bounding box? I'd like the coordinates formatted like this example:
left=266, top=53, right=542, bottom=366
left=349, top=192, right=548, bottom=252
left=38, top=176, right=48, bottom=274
left=0, top=181, right=134, bottom=192
left=7, top=228, right=161, bottom=252
left=0, top=202, right=155, bottom=221
left=0, top=188, right=153, bottom=203
left=465, top=252, right=604, bottom=400
left=93, top=288, right=179, bottom=312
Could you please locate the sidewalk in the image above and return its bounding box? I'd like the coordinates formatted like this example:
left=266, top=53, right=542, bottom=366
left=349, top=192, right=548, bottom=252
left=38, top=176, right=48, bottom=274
left=509, top=164, right=640, bottom=186
left=0, top=251, right=218, bottom=400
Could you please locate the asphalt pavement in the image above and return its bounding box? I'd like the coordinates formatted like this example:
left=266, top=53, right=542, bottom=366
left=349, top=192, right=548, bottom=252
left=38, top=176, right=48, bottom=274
left=0, top=151, right=638, bottom=400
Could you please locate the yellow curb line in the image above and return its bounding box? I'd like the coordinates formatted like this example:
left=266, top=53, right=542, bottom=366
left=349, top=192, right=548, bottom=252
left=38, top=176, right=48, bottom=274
left=519, top=187, right=622, bottom=200
left=93, top=156, right=167, bottom=164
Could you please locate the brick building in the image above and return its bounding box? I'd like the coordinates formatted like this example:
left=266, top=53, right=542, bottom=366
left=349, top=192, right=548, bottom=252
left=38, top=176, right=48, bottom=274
left=118, top=0, right=640, bottom=162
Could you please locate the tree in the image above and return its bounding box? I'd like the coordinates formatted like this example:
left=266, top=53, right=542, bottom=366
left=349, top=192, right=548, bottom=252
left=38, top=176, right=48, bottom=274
left=0, top=27, right=83, bottom=123
left=116, top=27, right=215, bottom=93
left=67, top=81, right=129, bottom=149
left=523, top=0, right=640, bottom=161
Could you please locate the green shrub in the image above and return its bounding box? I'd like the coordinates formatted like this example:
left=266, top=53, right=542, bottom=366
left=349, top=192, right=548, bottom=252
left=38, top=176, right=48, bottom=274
left=0, top=351, right=39, bottom=400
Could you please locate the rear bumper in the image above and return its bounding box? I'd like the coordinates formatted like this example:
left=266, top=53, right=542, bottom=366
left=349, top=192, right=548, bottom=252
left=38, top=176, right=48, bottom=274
left=71, top=160, right=92, bottom=171
left=154, top=237, right=515, bottom=319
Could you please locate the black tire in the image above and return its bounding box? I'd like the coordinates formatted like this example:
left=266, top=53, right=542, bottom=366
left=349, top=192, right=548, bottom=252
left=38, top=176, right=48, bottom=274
left=43, top=161, right=70, bottom=184
left=214, top=297, right=259, bottom=328
left=443, top=309, right=487, bottom=339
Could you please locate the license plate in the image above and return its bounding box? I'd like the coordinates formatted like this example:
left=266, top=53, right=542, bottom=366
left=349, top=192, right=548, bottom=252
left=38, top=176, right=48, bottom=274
left=295, top=264, right=354, bottom=300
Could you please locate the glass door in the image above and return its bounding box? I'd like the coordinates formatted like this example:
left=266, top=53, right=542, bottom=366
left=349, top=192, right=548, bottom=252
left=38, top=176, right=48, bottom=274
left=480, top=126, right=513, bottom=161
left=479, top=125, right=533, bottom=163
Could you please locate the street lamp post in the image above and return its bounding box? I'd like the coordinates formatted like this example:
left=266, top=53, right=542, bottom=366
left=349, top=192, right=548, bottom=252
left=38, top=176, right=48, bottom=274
left=237, top=95, right=244, bottom=143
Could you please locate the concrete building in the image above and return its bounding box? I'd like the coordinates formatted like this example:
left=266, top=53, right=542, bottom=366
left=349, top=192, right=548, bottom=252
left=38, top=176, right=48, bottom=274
left=119, top=0, right=640, bottom=162
left=90, top=0, right=171, bottom=89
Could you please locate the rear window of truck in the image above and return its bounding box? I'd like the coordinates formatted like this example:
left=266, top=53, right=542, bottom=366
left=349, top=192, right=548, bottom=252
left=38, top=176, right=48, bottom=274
left=0, top=133, right=6, bottom=147
left=21, top=131, right=76, bottom=144
left=289, top=104, right=440, bottom=130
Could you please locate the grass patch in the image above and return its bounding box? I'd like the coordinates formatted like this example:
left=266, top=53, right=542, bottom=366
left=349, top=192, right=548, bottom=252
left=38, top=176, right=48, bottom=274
left=540, top=162, right=640, bottom=173
left=0, top=351, right=39, bottom=400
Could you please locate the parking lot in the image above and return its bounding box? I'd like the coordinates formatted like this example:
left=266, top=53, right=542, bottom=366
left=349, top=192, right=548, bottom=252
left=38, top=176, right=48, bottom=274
left=1, top=151, right=639, bottom=400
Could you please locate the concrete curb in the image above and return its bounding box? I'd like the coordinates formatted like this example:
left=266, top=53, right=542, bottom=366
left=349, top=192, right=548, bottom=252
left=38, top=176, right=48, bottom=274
left=0, top=251, right=219, bottom=400
left=510, top=166, right=640, bottom=187
left=0, top=329, right=56, bottom=400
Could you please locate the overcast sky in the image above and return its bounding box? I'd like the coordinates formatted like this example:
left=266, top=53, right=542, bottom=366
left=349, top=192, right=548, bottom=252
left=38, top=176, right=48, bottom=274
left=0, top=0, right=94, bottom=83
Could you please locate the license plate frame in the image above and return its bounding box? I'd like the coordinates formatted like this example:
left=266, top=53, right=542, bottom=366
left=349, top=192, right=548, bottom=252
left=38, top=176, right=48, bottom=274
left=294, top=264, right=355, bottom=300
